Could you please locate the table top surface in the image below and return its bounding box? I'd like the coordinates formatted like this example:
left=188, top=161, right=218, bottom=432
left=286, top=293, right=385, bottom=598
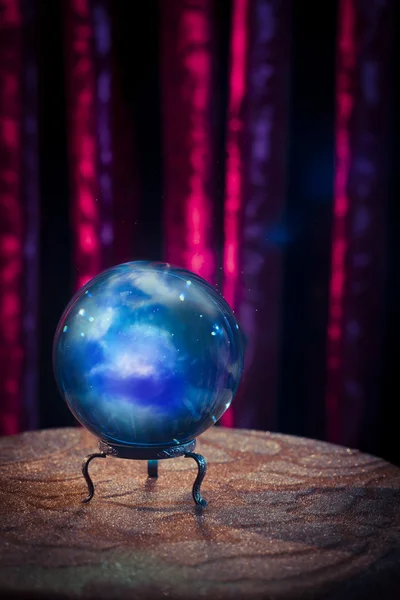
left=0, top=426, right=400, bottom=600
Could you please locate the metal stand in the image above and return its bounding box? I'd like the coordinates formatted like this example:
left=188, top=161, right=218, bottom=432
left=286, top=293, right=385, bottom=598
left=81, top=452, right=106, bottom=503
left=81, top=438, right=208, bottom=507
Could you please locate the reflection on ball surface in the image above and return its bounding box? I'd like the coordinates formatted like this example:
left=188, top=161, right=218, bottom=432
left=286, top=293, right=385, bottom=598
left=53, top=262, right=244, bottom=447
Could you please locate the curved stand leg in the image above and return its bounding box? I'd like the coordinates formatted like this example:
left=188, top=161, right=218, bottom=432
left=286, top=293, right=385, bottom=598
left=147, top=460, right=158, bottom=478
left=81, top=452, right=106, bottom=503
left=184, top=452, right=207, bottom=507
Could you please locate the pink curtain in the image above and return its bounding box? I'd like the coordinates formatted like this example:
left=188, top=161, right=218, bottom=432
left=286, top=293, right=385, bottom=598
left=0, top=0, right=395, bottom=450
left=65, top=0, right=103, bottom=291
left=223, top=0, right=291, bottom=429
left=160, top=0, right=217, bottom=286
left=326, top=0, right=393, bottom=446
left=0, top=0, right=23, bottom=435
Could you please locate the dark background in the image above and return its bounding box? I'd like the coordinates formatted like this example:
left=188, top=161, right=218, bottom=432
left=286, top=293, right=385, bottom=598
left=1, top=0, right=399, bottom=464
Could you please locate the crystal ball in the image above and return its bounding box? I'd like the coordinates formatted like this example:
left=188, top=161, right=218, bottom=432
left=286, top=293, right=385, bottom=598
left=53, top=261, right=244, bottom=448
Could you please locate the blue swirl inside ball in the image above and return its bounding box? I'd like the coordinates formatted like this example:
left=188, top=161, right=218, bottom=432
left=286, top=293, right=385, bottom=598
left=53, top=262, right=244, bottom=447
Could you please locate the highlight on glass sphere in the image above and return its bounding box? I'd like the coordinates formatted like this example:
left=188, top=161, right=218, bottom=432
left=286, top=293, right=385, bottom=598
left=53, top=261, right=244, bottom=448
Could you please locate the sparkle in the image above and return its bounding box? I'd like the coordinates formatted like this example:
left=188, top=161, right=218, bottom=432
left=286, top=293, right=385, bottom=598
left=54, top=262, right=244, bottom=448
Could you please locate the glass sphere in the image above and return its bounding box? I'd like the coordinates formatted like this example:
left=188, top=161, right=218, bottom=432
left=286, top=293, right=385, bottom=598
left=53, top=261, right=244, bottom=448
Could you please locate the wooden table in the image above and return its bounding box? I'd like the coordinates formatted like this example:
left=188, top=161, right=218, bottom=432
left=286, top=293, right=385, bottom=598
left=1, top=427, right=400, bottom=599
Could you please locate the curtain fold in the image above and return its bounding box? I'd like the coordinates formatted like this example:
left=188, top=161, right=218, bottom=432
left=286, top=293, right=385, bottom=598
left=92, top=0, right=114, bottom=270
left=65, top=0, right=102, bottom=290
left=326, top=0, right=393, bottom=448
left=222, top=0, right=291, bottom=430
left=160, top=0, right=217, bottom=286
left=0, top=0, right=23, bottom=435
left=21, top=0, right=39, bottom=430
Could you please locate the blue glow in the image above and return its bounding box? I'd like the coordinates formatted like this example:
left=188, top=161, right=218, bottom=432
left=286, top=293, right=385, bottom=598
left=53, top=262, right=244, bottom=447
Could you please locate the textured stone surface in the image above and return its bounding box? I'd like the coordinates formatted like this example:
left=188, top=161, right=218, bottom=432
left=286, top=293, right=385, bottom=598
left=0, top=427, right=400, bottom=599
